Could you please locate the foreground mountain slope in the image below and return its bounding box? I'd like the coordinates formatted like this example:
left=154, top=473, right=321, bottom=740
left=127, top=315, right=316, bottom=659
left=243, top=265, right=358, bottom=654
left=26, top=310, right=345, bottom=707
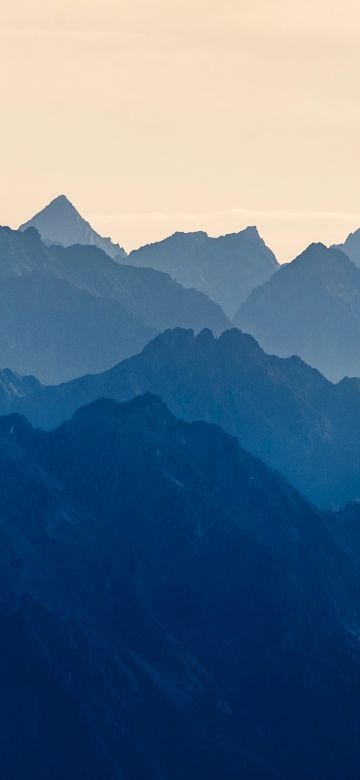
left=19, top=194, right=126, bottom=258
left=9, top=327, right=360, bottom=507
left=235, top=243, right=360, bottom=381
left=127, top=227, right=278, bottom=316
left=0, top=395, right=359, bottom=778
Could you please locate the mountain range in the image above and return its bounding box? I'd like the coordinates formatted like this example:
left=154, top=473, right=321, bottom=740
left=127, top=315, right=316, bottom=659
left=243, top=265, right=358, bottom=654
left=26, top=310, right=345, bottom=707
left=19, top=196, right=279, bottom=318
left=0, top=393, right=360, bottom=779
left=0, top=226, right=229, bottom=382
left=127, top=226, right=278, bottom=316
left=3, top=326, right=360, bottom=507
left=18, top=197, right=360, bottom=384
left=3, top=194, right=360, bottom=777
left=235, top=242, right=360, bottom=381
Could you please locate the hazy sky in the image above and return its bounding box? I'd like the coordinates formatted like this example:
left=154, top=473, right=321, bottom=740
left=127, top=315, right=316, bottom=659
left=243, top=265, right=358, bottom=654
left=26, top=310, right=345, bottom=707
left=2, top=0, right=360, bottom=261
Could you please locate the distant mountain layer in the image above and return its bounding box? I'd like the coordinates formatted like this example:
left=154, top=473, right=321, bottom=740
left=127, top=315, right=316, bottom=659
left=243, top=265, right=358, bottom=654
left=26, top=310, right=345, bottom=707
left=20, top=194, right=127, bottom=258
left=235, top=242, right=360, bottom=381
left=127, top=227, right=278, bottom=316
left=0, top=273, right=155, bottom=384
left=48, top=242, right=230, bottom=335
left=332, top=227, right=360, bottom=266
left=0, top=227, right=229, bottom=382
left=0, top=394, right=360, bottom=778
left=6, top=326, right=360, bottom=508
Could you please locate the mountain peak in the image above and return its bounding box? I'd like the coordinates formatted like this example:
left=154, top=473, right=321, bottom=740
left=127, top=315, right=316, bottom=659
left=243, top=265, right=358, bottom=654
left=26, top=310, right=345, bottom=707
left=172, top=230, right=208, bottom=240
left=128, top=225, right=278, bottom=316
left=291, top=242, right=348, bottom=270
left=52, top=193, right=71, bottom=203
left=19, top=196, right=126, bottom=259
left=46, top=194, right=77, bottom=211
left=241, top=225, right=260, bottom=237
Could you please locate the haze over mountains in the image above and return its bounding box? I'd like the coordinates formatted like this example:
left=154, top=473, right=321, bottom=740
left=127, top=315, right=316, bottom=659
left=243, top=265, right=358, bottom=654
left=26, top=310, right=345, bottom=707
left=0, top=225, right=229, bottom=382
left=20, top=196, right=279, bottom=316
left=235, top=242, right=360, bottom=381
left=127, top=226, right=278, bottom=316
left=17, top=196, right=360, bottom=383
left=4, top=192, right=360, bottom=777
left=3, top=326, right=360, bottom=508
left=1, top=394, right=360, bottom=779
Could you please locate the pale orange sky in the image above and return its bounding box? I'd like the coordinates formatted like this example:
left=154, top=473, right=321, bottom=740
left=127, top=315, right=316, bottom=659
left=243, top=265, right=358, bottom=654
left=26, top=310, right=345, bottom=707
left=1, top=0, right=360, bottom=261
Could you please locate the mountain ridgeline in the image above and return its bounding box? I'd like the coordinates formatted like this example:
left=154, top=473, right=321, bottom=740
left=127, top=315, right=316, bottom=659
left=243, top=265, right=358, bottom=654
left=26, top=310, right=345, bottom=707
left=3, top=327, right=360, bottom=508
left=4, top=195, right=360, bottom=778
left=127, top=226, right=278, bottom=316
left=0, top=395, right=360, bottom=778
left=0, top=225, right=229, bottom=383
left=235, top=242, right=360, bottom=381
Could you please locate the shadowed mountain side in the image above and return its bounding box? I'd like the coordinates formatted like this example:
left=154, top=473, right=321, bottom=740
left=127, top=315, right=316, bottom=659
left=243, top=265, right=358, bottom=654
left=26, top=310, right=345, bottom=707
left=126, top=227, right=278, bottom=316
left=0, top=273, right=155, bottom=384
left=0, top=395, right=359, bottom=777
left=5, top=327, right=360, bottom=507
left=19, top=194, right=126, bottom=258
left=235, top=243, right=360, bottom=381
left=48, top=243, right=230, bottom=334
left=0, top=226, right=230, bottom=339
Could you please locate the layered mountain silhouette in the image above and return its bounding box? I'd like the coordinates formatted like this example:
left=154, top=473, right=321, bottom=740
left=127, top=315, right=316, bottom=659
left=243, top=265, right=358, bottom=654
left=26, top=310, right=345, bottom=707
left=126, top=227, right=278, bottom=316
left=332, top=227, right=360, bottom=266
left=0, top=273, right=156, bottom=384
left=0, top=394, right=360, bottom=778
left=19, top=194, right=127, bottom=258
left=5, top=327, right=360, bottom=507
left=235, top=242, right=360, bottom=381
left=48, top=242, right=230, bottom=335
left=0, top=227, right=229, bottom=382
left=20, top=198, right=279, bottom=316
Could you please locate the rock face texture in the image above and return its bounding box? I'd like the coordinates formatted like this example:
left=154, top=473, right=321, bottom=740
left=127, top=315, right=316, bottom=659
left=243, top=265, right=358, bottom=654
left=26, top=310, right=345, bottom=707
left=5, top=326, right=360, bottom=507
left=0, top=394, right=359, bottom=779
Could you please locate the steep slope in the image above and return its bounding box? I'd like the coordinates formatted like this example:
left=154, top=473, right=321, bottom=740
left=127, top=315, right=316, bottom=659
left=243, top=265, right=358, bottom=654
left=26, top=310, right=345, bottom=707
left=332, top=227, right=360, bottom=267
left=234, top=242, right=360, bottom=381
left=19, top=194, right=126, bottom=258
left=0, top=367, right=41, bottom=410
left=0, top=395, right=359, bottom=778
left=49, top=243, right=230, bottom=334
left=7, top=327, right=360, bottom=507
left=127, top=227, right=278, bottom=316
left=0, top=224, right=60, bottom=279
left=0, top=226, right=230, bottom=381
left=0, top=226, right=229, bottom=342
left=0, top=273, right=155, bottom=383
